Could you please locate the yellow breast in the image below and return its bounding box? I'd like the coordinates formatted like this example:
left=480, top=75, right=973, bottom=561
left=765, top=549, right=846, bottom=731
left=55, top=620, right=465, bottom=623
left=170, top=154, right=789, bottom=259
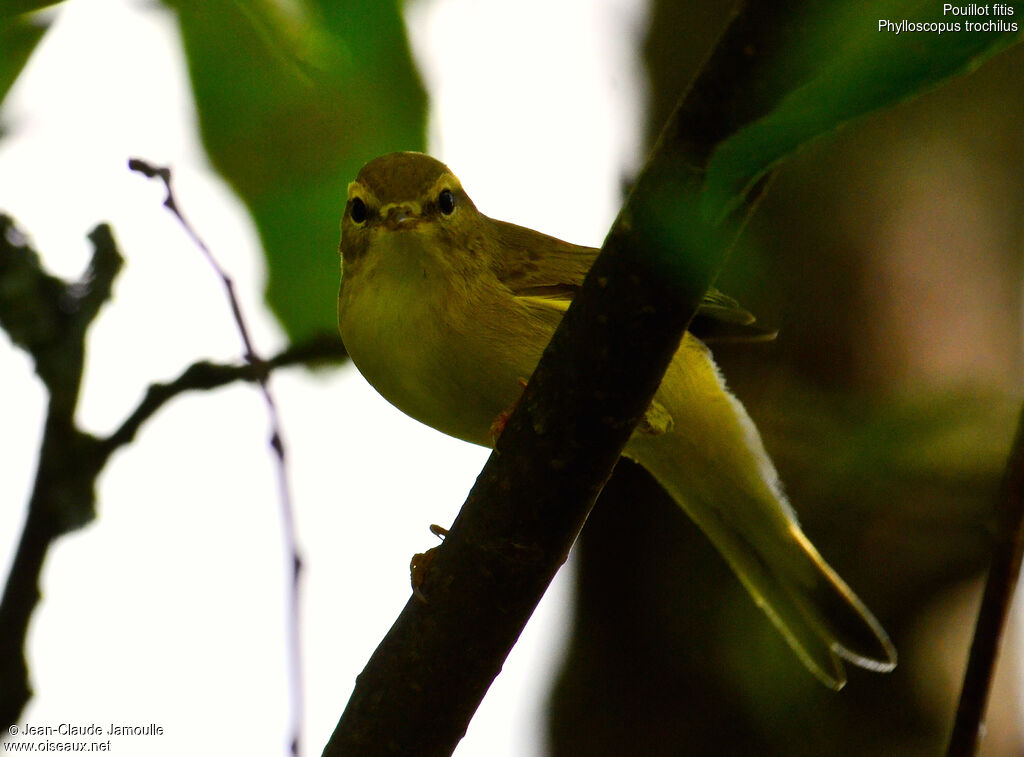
left=339, top=229, right=547, bottom=447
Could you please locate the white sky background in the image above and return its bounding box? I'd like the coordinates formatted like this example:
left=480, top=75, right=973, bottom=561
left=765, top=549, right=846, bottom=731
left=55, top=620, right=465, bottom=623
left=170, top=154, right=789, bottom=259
left=0, top=0, right=646, bottom=755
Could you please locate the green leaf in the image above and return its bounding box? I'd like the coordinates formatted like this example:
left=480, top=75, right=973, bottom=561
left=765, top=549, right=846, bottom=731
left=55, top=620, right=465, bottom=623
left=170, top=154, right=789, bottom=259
left=168, top=0, right=426, bottom=343
left=0, top=13, right=48, bottom=114
left=700, top=0, right=1023, bottom=223
left=0, top=1, right=63, bottom=19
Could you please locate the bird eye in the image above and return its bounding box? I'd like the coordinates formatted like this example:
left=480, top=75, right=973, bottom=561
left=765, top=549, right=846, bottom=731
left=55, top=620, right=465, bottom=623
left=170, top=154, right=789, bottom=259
left=438, top=189, right=455, bottom=216
left=350, top=197, right=367, bottom=224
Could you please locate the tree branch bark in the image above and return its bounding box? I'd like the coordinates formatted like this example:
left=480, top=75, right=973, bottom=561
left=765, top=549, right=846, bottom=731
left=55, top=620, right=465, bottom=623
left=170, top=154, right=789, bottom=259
left=947, top=403, right=1024, bottom=757
left=0, top=218, right=122, bottom=727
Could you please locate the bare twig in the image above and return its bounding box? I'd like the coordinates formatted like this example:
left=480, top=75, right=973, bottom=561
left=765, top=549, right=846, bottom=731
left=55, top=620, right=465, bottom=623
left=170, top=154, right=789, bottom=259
left=946, top=405, right=1024, bottom=757
left=100, top=336, right=346, bottom=458
left=128, top=157, right=307, bottom=756
left=127, top=159, right=263, bottom=364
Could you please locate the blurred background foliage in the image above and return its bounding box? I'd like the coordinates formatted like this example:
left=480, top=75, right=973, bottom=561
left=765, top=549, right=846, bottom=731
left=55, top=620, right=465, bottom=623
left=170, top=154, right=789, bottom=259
left=171, top=0, right=426, bottom=342
left=1, top=0, right=1022, bottom=754
left=3, top=0, right=426, bottom=343
left=0, top=12, right=46, bottom=109
left=549, top=2, right=1023, bottom=756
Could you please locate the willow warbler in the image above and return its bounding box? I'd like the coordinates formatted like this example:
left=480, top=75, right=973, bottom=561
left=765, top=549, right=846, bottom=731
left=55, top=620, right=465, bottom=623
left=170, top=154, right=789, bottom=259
left=337, top=151, right=896, bottom=689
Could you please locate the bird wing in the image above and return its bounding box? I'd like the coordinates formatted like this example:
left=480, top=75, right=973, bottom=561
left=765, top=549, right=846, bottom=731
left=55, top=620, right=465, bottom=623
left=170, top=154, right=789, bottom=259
left=489, top=218, right=775, bottom=343
left=690, top=288, right=778, bottom=343
left=489, top=218, right=596, bottom=305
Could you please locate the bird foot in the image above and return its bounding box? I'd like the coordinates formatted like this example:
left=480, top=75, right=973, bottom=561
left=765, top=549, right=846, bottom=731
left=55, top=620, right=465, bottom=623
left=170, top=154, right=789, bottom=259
left=488, top=377, right=530, bottom=443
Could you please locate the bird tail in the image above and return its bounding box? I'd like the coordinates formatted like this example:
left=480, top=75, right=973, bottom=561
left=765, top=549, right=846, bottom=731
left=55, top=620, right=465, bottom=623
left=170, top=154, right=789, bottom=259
left=686, top=493, right=896, bottom=689
left=627, top=338, right=896, bottom=688
left=639, top=446, right=896, bottom=689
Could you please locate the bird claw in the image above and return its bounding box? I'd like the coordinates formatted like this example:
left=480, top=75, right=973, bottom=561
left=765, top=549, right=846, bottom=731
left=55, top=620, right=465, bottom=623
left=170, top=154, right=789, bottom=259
left=489, top=378, right=530, bottom=443
left=488, top=410, right=513, bottom=442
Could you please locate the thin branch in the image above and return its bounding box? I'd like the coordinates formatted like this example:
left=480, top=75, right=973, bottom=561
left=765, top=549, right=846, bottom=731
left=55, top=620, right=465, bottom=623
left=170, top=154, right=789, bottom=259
left=100, top=337, right=347, bottom=458
left=946, top=404, right=1024, bottom=757
left=128, top=157, right=307, bottom=757
left=127, top=159, right=262, bottom=362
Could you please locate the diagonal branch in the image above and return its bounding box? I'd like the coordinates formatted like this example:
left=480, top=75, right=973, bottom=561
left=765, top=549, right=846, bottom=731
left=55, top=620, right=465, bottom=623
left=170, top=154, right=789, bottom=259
left=130, top=156, right=312, bottom=756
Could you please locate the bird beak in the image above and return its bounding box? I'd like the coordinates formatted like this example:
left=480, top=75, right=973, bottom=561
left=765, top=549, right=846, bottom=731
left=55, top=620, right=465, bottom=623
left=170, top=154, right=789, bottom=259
left=384, top=204, right=420, bottom=231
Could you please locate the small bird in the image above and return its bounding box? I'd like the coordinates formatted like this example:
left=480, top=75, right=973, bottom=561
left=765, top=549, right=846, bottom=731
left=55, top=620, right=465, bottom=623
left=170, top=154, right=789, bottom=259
left=337, top=151, right=896, bottom=689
